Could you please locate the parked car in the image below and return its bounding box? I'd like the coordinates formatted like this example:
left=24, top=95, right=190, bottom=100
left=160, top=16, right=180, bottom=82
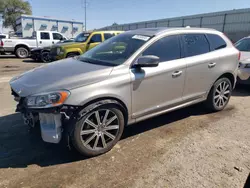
left=49, top=30, right=123, bottom=61
left=0, top=31, right=67, bottom=58
left=9, top=28, right=239, bottom=156
left=238, top=58, right=250, bottom=85
left=234, top=36, right=250, bottom=84
left=30, top=39, right=75, bottom=62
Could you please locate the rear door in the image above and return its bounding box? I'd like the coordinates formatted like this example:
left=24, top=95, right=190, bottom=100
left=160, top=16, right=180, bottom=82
left=181, top=33, right=225, bottom=101
left=38, top=32, right=52, bottom=47
left=86, top=33, right=102, bottom=51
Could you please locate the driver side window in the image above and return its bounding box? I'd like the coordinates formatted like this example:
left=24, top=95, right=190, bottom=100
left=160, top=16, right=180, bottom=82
left=142, top=35, right=181, bottom=62
left=89, top=34, right=102, bottom=43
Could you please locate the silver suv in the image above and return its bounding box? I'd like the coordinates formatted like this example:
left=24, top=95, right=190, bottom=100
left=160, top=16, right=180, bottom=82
left=10, top=28, right=239, bottom=156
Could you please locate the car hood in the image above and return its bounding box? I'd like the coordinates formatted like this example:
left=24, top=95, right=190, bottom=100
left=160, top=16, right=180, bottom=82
left=54, top=41, right=85, bottom=48
left=10, top=58, right=113, bottom=97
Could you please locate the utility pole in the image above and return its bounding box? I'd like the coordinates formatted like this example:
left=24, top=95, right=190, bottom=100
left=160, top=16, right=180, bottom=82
left=82, top=0, right=87, bottom=31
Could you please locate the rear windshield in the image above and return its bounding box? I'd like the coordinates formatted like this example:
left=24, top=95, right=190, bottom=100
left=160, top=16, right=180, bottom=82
left=235, top=38, right=250, bottom=52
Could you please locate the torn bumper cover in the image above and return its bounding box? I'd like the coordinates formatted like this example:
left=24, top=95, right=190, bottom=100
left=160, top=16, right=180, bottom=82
left=11, top=89, right=76, bottom=144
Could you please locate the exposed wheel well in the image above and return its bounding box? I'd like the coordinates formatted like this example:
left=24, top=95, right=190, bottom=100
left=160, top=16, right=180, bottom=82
left=66, top=52, right=80, bottom=57
left=217, top=72, right=235, bottom=86
left=14, top=45, right=29, bottom=53
left=80, top=97, right=129, bottom=125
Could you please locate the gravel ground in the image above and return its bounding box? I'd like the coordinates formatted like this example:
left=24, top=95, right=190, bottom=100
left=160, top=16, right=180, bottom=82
left=0, top=56, right=249, bottom=188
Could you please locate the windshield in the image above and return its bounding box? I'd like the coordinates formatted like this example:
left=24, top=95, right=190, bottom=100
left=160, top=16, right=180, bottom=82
left=74, top=33, right=90, bottom=42
left=78, top=33, right=151, bottom=66
left=235, top=38, right=250, bottom=52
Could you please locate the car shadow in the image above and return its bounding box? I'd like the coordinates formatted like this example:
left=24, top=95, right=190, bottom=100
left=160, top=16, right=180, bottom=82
left=0, top=104, right=215, bottom=168
left=232, top=85, right=250, bottom=97
left=22, top=59, right=41, bottom=63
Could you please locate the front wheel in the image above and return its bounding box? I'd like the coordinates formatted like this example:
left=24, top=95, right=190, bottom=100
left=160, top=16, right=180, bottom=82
left=206, top=77, right=232, bottom=111
left=41, top=51, right=51, bottom=63
left=72, top=105, right=125, bottom=156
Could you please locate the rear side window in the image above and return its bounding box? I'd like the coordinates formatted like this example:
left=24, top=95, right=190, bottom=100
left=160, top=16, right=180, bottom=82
left=40, top=32, right=50, bottom=40
left=90, top=34, right=102, bottom=43
left=0, top=35, right=6, bottom=39
left=142, top=35, right=181, bottom=62
left=181, top=34, right=209, bottom=57
left=104, top=33, right=115, bottom=40
left=206, top=34, right=227, bottom=51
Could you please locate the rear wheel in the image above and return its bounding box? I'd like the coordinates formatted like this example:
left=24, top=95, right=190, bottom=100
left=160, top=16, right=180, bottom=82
left=15, top=47, right=29, bottom=58
left=206, top=77, right=232, bottom=111
left=72, top=104, right=124, bottom=156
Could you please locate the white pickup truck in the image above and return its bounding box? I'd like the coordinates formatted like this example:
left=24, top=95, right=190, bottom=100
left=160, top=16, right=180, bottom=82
left=0, top=31, right=67, bottom=58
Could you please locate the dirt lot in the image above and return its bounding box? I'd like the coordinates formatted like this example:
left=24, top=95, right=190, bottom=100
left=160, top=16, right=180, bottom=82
left=0, top=56, right=249, bottom=188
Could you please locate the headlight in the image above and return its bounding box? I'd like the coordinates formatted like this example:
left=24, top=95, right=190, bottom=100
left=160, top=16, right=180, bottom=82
left=26, top=90, right=70, bottom=108
left=245, top=64, right=250, bottom=68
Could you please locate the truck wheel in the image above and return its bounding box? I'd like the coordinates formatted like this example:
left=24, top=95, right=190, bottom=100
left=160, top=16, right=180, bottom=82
left=66, top=53, right=78, bottom=58
left=71, top=104, right=125, bottom=157
left=206, top=77, right=232, bottom=112
left=41, top=51, right=51, bottom=63
left=15, top=47, right=29, bottom=58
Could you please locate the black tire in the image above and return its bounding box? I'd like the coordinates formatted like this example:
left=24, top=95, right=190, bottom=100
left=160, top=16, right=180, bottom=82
left=66, top=52, right=78, bottom=58
left=71, top=104, right=125, bottom=157
left=206, top=77, right=232, bottom=111
left=41, top=51, right=51, bottom=63
left=15, top=47, right=29, bottom=58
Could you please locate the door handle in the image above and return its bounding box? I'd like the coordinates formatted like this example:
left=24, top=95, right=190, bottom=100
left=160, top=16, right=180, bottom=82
left=172, top=71, right=182, bottom=78
left=39, top=41, right=42, bottom=44
left=52, top=41, right=54, bottom=44
left=208, top=62, right=216, bottom=68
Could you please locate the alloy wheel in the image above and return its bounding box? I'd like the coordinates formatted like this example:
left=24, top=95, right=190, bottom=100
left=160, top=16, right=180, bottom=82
left=214, top=81, right=230, bottom=108
left=80, top=109, right=120, bottom=150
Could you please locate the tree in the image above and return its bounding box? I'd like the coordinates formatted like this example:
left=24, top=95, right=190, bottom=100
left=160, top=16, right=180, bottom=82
left=1, top=0, right=32, bottom=31
left=112, top=22, right=118, bottom=26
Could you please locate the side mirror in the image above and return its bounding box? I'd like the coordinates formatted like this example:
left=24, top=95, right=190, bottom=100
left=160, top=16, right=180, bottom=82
left=133, top=55, right=160, bottom=68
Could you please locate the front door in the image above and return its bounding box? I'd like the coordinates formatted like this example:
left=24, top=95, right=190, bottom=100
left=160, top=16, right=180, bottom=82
left=38, top=32, right=53, bottom=47
left=87, top=33, right=102, bottom=51
left=131, top=35, right=186, bottom=118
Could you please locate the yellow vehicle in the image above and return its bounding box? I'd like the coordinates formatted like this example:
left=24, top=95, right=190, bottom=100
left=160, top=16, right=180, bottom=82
left=50, top=31, right=123, bottom=60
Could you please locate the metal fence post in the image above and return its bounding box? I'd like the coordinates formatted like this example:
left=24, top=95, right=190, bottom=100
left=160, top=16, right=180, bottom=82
left=200, top=17, right=203, bottom=28
left=222, top=14, right=227, bottom=32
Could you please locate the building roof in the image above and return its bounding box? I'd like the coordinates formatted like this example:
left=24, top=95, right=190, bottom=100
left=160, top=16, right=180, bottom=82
left=18, top=15, right=83, bottom=24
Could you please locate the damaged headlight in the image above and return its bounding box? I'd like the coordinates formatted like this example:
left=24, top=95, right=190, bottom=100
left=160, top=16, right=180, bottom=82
left=26, top=90, right=70, bottom=108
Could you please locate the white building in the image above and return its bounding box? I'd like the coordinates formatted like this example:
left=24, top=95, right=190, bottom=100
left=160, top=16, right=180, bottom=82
left=16, top=15, right=84, bottom=38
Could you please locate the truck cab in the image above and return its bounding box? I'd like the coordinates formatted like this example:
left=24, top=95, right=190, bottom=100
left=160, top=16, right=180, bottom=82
left=50, top=31, right=123, bottom=60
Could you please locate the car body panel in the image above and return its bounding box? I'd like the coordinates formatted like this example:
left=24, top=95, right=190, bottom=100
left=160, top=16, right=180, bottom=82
left=10, top=58, right=113, bottom=97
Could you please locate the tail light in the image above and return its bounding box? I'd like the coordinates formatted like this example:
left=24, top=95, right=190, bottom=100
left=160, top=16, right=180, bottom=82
left=0, top=40, right=3, bottom=47
left=238, top=51, right=241, bottom=60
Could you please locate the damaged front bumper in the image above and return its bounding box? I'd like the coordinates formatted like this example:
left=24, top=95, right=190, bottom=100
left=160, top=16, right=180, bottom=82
left=11, top=89, right=78, bottom=144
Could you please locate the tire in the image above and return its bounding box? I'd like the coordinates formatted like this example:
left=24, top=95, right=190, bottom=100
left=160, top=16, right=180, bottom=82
left=15, top=47, right=29, bottom=58
left=66, top=53, right=78, bottom=58
left=71, top=104, right=125, bottom=157
left=41, top=51, right=51, bottom=63
left=206, top=77, right=232, bottom=111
